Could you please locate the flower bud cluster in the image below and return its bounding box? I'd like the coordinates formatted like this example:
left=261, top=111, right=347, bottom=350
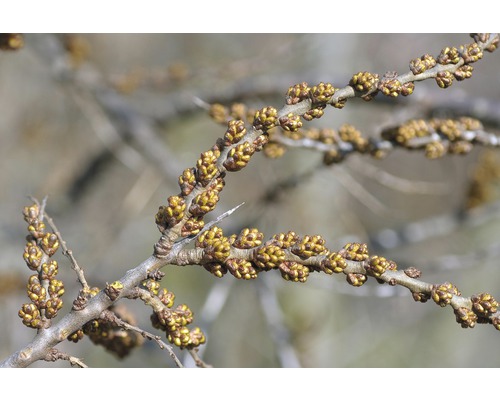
left=149, top=288, right=206, bottom=350
left=381, top=117, right=486, bottom=159
left=19, top=203, right=64, bottom=329
left=84, top=304, right=144, bottom=358
left=155, top=111, right=266, bottom=247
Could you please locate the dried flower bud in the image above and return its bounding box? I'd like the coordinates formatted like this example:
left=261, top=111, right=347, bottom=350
left=493, top=316, right=500, bottom=331
left=435, top=70, right=454, bottom=88
left=460, top=42, right=483, bottom=63
left=223, top=141, right=255, bottom=171
left=366, top=255, right=396, bottom=278
left=303, top=106, right=325, bottom=121
left=431, top=282, right=460, bottom=307
left=310, top=82, right=336, bottom=104
left=18, top=303, right=42, bottom=329
left=156, top=195, right=186, bottom=230
left=379, top=78, right=402, bottom=98
left=346, top=273, right=367, bottom=287
left=27, top=282, right=46, bottom=308
left=272, top=231, right=299, bottom=249
left=178, top=167, right=196, bottom=196
left=253, top=107, right=278, bottom=131
left=196, top=149, right=220, bottom=186
left=41, top=260, right=59, bottom=281
left=279, top=261, right=309, bottom=283
left=203, top=262, right=227, bottom=278
left=48, top=279, right=65, bottom=298
left=158, top=288, right=176, bottom=308
left=320, top=252, right=347, bottom=274
left=401, top=82, right=415, bottom=96
left=404, top=267, right=421, bottom=279
left=187, top=326, right=206, bottom=348
left=105, top=281, right=124, bottom=301
left=291, top=235, right=327, bottom=258
left=409, top=54, right=436, bottom=75
left=189, top=190, right=219, bottom=216
left=437, top=46, right=460, bottom=65
left=23, top=204, right=40, bottom=224
left=331, top=98, right=347, bottom=109
left=454, top=307, right=477, bottom=329
left=254, top=244, right=285, bottom=270
left=140, top=279, right=160, bottom=300
left=279, top=113, right=302, bottom=132
left=204, top=237, right=231, bottom=262
left=181, top=216, right=205, bottom=237
left=23, top=242, right=44, bottom=270
left=196, top=226, right=224, bottom=248
left=233, top=228, right=264, bottom=249
left=224, top=119, right=247, bottom=145
left=454, top=65, right=474, bottom=81
left=350, top=71, right=379, bottom=95
left=41, top=233, right=59, bottom=256
left=225, top=258, right=258, bottom=280
left=341, top=242, right=369, bottom=262
left=253, top=133, right=269, bottom=151
left=412, top=292, right=430, bottom=303
left=27, top=220, right=46, bottom=239
left=471, top=293, right=499, bottom=317
left=45, top=296, right=64, bottom=319
left=67, top=329, right=85, bottom=343
left=286, top=82, right=310, bottom=105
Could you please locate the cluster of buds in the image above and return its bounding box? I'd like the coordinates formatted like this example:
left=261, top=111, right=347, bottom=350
left=150, top=289, right=205, bottom=349
left=155, top=108, right=271, bottom=249
left=19, top=203, right=63, bottom=329
left=83, top=304, right=144, bottom=358
left=208, top=102, right=255, bottom=125
left=381, top=117, right=486, bottom=159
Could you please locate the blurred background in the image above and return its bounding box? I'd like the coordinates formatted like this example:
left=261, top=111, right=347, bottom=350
left=1, top=33, right=500, bottom=367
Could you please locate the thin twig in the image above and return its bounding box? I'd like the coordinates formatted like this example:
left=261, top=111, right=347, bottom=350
left=187, top=349, right=212, bottom=368
left=44, top=348, right=88, bottom=368
left=101, top=309, right=184, bottom=368
left=348, top=158, right=449, bottom=195
left=39, top=202, right=90, bottom=291
left=257, top=278, right=302, bottom=367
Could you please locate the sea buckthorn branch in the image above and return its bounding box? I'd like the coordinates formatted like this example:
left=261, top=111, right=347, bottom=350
left=19, top=201, right=63, bottom=330
left=208, top=34, right=498, bottom=126
left=4, top=34, right=500, bottom=368
left=205, top=34, right=498, bottom=165
left=153, top=112, right=270, bottom=255
left=267, top=117, right=500, bottom=164
left=1, top=199, right=239, bottom=367
left=170, top=229, right=500, bottom=330
left=126, top=284, right=206, bottom=351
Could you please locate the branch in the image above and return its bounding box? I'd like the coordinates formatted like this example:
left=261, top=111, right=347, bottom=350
left=100, top=309, right=183, bottom=368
